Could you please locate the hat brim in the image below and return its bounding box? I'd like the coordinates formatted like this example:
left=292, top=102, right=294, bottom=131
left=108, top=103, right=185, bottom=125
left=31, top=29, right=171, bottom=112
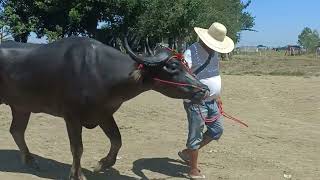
left=194, top=27, right=235, bottom=54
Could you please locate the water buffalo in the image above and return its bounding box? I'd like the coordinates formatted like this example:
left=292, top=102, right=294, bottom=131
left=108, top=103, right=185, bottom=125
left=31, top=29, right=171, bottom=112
left=0, top=37, right=208, bottom=179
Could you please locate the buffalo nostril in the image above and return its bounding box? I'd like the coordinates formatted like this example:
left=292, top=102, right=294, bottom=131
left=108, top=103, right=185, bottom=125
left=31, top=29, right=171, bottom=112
left=201, top=86, right=209, bottom=93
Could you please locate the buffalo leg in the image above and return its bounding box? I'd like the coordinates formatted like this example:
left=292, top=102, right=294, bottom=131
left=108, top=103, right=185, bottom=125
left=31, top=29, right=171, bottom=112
left=9, top=107, right=38, bottom=169
left=94, top=116, right=122, bottom=172
left=65, top=118, right=86, bottom=180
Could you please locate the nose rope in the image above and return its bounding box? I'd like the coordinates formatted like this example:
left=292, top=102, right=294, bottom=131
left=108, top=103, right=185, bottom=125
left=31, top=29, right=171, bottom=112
left=152, top=53, right=205, bottom=91
left=152, top=78, right=204, bottom=91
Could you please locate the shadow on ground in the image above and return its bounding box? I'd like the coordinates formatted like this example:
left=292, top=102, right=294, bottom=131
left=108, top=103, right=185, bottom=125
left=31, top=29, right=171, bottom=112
left=0, top=150, right=189, bottom=179
left=0, top=149, right=137, bottom=180
left=132, top=157, right=189, bottom=179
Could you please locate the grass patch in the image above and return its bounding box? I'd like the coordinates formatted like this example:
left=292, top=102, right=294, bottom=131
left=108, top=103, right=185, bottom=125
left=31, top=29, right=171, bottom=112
left=269, top=71, right=305, bottom=76
left=221, top=52, right=320, bottom=77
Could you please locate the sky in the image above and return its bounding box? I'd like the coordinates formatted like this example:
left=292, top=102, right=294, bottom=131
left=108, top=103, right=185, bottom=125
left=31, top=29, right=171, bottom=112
left=28, top=0, right=320, bottom=47
left=237, top=0, right=320, bottom=47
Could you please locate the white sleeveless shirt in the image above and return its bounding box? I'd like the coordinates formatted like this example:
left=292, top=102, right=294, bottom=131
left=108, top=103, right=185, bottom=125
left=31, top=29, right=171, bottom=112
left=184, top=49, right=221, bottom=100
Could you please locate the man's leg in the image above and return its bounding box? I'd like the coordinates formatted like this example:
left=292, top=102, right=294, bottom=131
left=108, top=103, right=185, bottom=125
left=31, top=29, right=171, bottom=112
left=188, top=149, right=203, bottom=177
left=180, top=132, right=217, bottom=161
left=199, top=134, right=214, bottom=149
left=180, top=102, right=206, bottom=177
left=198, top=100, right=224, bottom=150
left=180, top=100, right=223, bottom=162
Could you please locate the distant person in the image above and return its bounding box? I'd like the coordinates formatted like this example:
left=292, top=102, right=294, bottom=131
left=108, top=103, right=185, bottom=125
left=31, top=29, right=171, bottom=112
left=316, top=46, right=320, bottom=58
left=178, top=22, right=234, bottom=179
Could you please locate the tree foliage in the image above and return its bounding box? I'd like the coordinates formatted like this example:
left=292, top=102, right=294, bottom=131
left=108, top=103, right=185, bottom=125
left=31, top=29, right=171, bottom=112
left=298, top=27, right=320, bottom=52
left=0, top=9, right=11, bottom=42
left=1, top=0, right=38, bottom=42
left=133, top=0, right=203, bottom=50
left=0, top=0, right=255, bottom=49
left=196, top=0, right=255, bottom=43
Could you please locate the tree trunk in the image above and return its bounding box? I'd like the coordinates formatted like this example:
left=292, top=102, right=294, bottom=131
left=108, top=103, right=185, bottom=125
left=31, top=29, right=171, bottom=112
left=221, top=53, right=230, bottom=61
left=13, top=32, right=29, bottom=43
left=168, top=37, right=173, bottom=49
left=177, top=36, right=185, bottom=53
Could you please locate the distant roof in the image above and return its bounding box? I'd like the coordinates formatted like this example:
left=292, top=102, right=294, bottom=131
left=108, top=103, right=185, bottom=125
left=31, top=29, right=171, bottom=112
left=287, top=45, right=301, bottom=48
left=257, top=45, right=267, bottom=48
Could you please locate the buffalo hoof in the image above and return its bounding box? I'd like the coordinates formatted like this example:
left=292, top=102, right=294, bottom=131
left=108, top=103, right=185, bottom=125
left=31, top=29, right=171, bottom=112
left=69, top=173, right=87, bottom=180
left=93, top=158, right=116, bottom=173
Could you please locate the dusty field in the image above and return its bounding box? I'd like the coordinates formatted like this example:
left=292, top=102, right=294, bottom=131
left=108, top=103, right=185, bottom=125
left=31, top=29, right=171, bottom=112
left=222, top=53, right=320, bottom=77
left=0, top=74, right=319, bottom=180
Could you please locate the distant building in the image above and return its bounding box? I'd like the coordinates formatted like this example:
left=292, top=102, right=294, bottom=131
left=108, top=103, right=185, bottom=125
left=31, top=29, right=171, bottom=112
left=285, top=45, right=304, bottom=56
left=235, top=45, right=271, bottom=54
left=257, top=45, right=268, bottom=51
left=235, top=46, right=258, bottom=54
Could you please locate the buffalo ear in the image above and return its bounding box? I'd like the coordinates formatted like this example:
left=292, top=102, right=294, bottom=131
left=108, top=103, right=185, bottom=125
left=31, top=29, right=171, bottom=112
left=130, top=69, right=142, bottom=81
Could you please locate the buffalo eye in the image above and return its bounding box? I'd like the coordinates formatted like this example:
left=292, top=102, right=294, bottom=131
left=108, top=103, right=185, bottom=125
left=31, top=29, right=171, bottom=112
left=163, top=62, right=179, bottom=74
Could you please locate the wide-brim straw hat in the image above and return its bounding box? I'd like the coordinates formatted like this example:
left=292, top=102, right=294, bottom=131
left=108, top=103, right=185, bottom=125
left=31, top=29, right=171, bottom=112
left=194, top=22, right=235, bottom=53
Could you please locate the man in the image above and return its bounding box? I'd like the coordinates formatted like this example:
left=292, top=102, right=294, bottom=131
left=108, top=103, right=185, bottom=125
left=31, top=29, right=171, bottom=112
left=178, top=22, right=234, bottom=179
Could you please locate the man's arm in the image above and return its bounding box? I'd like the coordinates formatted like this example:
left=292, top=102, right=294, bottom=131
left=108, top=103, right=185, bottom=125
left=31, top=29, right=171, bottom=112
left=183, top=49, right=192, bottom=68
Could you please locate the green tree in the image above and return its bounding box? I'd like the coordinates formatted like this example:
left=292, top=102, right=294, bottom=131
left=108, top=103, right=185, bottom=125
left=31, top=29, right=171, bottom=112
left=195, top=0, right=254, bottom=43
left=0, top=7, right=11, bottom=42
left=33, top=0, right=101, bottom=39
left=298, top=27, right=320, bottom=52
left=1, top=0, right=254, bottom=48
left=0, top=24, right=11, bottom=42
left=2, top=0, right=38, bottom=42
left=134, top=0, right=202, bottom=51
left=1, top=0, right=118, bottom=42
left=134, top=0, right=254, bottom=51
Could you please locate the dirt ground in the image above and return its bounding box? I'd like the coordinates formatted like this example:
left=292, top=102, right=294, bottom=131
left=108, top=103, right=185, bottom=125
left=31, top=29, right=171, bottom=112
left=0, top=75, right=319, bottom=180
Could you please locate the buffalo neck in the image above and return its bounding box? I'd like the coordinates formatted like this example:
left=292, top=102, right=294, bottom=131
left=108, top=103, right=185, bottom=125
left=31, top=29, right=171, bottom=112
left=104, top=61, right=152, bottom=103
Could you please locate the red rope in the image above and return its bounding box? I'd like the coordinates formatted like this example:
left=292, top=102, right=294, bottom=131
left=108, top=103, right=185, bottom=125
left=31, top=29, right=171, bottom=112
left=218, top=99, right=248, bottom=127
left=152, top=52, right=203, bottom=90
left=152, top=78, right=203, bottom=91
left=197, top=105, right=221, bottom=124
left=196, top=98, right=248, bottom=127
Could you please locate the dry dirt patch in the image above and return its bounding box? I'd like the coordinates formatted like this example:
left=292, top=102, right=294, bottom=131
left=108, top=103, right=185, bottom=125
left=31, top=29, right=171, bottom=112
left=0, top=75, right=319, bottom=180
